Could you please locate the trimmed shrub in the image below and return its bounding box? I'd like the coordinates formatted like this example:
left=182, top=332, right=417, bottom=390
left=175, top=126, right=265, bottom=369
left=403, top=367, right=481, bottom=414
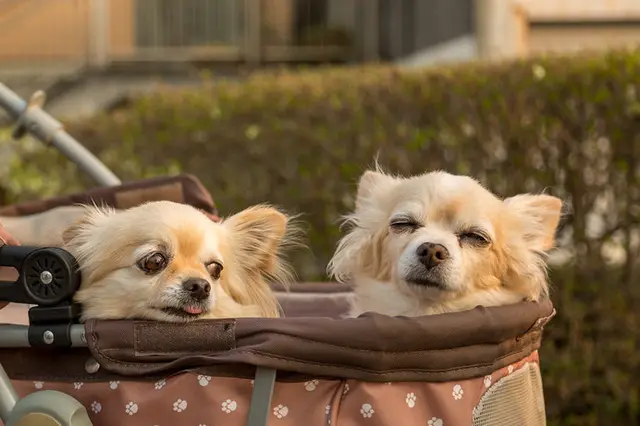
left=4, top=49, right=640, bottom=425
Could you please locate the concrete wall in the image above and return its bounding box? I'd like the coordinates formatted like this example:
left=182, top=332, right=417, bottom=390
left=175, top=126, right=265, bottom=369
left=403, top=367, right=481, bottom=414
left=109, top=0, right=136, bottom=58
left=0, top=0, right=90, bottom=61
left=518, top=0, right=640, bottom=56
left=0, top=0, right=134, bottom=62
left=476, top=0, right=640, bottom=61
left=528, top=23, right=640, bottom=55
left=516, top=0, right=640, bottom=21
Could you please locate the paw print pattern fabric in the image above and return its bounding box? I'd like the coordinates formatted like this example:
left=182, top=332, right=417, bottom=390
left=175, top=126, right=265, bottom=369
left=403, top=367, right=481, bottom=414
left=1, top=352, right=540, bottom=426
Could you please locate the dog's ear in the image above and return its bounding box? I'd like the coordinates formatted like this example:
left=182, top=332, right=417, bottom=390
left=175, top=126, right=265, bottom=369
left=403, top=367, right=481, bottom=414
left=222, top=205, right=289, bottom=274
left=62, top=216, right=92, bottom=245
left=62, top=205, right=116, bottom=247
left=222, top=205, right=297, bottom=318
left=503, top=194, right=563, bottom=251
left=356, top=170, right=397, bottom=211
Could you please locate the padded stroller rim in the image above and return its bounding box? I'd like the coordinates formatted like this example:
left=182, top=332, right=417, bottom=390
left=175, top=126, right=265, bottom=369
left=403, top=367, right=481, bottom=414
left=0, top=298, right=554, bottom=384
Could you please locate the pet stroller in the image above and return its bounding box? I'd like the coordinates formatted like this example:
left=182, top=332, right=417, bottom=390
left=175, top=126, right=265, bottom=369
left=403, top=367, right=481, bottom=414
left=0, top=83, right=555, bottom=426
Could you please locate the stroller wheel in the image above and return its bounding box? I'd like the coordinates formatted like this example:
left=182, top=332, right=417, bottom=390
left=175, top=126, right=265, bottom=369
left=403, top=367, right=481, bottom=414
left=6, top=390, right=93, bottom=426
left=21, top=248, right=80, bottom=306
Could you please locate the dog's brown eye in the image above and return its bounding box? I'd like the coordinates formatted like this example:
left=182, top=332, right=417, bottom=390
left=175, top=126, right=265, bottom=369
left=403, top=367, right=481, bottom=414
left=459, top=231, right=490, bottom=246
left=137, top=252, right=168, bottom=275
left=207, top=261, right=223, bottom=280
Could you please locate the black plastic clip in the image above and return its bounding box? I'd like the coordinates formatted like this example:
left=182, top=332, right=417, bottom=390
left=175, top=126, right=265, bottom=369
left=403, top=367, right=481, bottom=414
left=27, top=303, right=82, bottom=349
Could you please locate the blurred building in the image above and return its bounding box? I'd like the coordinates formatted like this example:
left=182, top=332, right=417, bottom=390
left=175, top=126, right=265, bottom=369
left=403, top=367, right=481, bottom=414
left=1, top=0, right=640, bottom=119
left=3, top=0, right=640, bottom=66
left=477, top=0, right=640, bottom=61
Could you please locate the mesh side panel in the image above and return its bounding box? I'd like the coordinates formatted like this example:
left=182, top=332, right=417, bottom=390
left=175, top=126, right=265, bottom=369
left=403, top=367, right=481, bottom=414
left=472, top=363, right=546, bottom=426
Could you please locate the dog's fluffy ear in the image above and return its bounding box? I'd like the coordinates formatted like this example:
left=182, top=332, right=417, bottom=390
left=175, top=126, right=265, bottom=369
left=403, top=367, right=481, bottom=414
left=503, top=194, right=563, bottom=251
left=62, top=216, right=92, bottom=246
left=356, top=170, right=397, bottom=211
left=328, top=170, right=397, bottom=283
left=222, top=205, right=297, bottom=318
left=62, top=205, right=116, bottom=248
left=222, top=205, right=290, bottom=275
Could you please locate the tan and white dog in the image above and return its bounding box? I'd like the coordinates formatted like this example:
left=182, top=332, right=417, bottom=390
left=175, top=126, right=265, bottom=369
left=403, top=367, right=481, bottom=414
left=61, top=201, right=298, bottom=321
left=329, top=169, right=563, bottom=317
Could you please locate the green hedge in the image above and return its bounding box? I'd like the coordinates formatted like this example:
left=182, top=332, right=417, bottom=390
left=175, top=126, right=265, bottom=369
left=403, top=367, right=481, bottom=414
left=4, top=50, right=640, bottom=424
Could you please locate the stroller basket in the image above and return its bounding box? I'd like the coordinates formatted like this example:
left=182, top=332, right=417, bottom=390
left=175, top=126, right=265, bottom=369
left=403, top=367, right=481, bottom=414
left=0, top=236, right=555, bottom=426
left=0, top=80, right=555, bottom=426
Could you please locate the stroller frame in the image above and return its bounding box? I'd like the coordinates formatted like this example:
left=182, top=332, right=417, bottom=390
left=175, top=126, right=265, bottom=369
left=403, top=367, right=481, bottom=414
left=0, top=83, right=120, bottom=188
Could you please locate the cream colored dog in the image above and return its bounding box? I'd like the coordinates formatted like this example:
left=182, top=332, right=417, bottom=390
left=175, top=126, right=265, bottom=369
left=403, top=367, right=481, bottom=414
left=62, top=201, right=297, bottom=321
left=328, top=169, right=562, bottom=317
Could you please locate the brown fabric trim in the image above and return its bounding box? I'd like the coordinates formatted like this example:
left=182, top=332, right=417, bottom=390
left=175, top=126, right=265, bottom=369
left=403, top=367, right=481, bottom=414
left=134, top=320, right=236, bottom=356
left=0, top=302, right=554, bottom=383
left=0, top=332, right=546, bottom=384
left=0, top=348, right=323, bottom=383
left=77, top=300, right=554, bottom=383
left=113, top=182, right=184, bottom=210
left=0, top=174, right=217, bottom=216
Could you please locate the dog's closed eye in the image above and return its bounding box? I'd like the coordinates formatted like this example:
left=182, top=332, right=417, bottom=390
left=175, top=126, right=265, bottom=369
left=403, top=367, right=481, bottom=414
left=389, top=216, right=421, bottom=233
left=457, top=229, right=491, bottom=246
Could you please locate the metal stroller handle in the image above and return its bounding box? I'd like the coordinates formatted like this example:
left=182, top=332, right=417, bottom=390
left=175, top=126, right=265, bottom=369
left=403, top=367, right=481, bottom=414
left=0, top=82, right=121, bottom=188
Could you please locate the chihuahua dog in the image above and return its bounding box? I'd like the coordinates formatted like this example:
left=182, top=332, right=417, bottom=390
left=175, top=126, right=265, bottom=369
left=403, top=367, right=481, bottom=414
left=328, top=169, right=562, bottom=317
left=62, top=201, right=297, bottom=322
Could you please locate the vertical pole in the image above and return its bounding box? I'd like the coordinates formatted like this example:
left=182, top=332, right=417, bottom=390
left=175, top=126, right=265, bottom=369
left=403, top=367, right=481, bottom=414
left=244, top=0, right=262, bottom=65
left=361, top=0, right=380, bottom=62
left=89, top=0, right=109, bottom=68
left=475, top=0, right=518, bottom=60
left=0, top=364, right=18, bottom=423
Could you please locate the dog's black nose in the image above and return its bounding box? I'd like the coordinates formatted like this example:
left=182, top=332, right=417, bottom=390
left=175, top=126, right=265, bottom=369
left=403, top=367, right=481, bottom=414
left=182, top=278, right=211, bottom=300
left=416, top=243, right=450, bottom=269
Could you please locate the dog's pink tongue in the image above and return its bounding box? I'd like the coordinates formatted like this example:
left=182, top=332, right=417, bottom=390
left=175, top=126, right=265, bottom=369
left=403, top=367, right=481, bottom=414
left=184, top=305, right=203, bottom=315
